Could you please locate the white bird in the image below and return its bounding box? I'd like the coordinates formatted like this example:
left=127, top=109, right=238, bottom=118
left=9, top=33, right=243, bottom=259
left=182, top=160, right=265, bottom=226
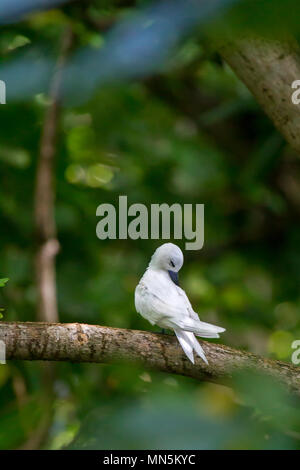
left=135, top=243, right=225, bottom=364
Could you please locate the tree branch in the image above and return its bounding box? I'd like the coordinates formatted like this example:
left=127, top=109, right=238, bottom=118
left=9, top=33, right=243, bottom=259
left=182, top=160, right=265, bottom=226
left=34, top=28, right=74, bottom=323
left=219, top=36, right=300, bottom=154
left=1, top=321, right=299, bottom=395
left=31, top=28, right=75, bottom=450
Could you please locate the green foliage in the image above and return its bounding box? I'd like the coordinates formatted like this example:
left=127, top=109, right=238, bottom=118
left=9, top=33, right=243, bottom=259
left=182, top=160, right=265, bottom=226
left=0, top=0, right=300, bottom=451
left=0, top=279, right=9, bottom=288
left=0, top=278, right=9, bottom=318
left=67, top=372, right=300, bottom=450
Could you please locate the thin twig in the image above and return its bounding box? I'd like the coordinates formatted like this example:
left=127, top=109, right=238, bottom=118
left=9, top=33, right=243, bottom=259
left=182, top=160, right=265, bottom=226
left=34, top=28, right=74, bottom=322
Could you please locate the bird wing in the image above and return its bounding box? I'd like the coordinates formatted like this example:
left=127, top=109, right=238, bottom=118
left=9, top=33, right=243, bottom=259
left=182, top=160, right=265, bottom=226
left=136, top=273, right=225, bottom=336
left=175, top=285, right=198, bottom=320
left=135, top=280, right=190, bottom=328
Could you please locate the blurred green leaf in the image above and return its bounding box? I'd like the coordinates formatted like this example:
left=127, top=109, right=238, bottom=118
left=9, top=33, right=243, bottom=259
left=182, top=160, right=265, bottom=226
left=0, top=278, right=9, bottom=287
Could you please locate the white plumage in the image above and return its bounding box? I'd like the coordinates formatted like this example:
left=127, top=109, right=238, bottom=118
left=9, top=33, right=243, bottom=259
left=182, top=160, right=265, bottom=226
left=135, top=243, right=225, bottom=364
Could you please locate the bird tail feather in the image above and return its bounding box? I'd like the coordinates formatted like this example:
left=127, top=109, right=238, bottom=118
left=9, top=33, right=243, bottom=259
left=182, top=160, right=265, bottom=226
left=174, top=329, right=208, bottom=365
left=177, top=318, right=225, bottom=338
left=174, top=329, right=194, bottom=364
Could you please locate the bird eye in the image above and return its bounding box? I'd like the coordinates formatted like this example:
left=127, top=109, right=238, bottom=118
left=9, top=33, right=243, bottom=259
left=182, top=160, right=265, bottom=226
left=170, top=260, right=175, bottom=268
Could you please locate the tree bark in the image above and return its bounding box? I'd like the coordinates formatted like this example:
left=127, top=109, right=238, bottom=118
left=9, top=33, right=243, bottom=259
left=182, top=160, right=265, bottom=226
left=1, top=321, right=299, bottom=396
left=219, top=36, right=300, bottom=155
left=34, top=28, right=74, bottom=323
left=31, top=28, right=75, bottom=450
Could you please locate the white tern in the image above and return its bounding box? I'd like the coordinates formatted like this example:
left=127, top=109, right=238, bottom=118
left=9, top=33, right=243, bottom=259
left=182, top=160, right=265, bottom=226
left=135, top=243, right=225, bottom=364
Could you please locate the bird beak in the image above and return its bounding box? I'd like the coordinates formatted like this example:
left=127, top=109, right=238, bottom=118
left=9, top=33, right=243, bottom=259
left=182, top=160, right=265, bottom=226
left=168, top=270, right=179, bottom=286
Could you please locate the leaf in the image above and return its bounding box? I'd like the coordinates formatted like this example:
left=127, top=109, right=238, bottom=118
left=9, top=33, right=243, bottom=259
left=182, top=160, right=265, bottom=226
left=0, top=278, right=9, bottom=287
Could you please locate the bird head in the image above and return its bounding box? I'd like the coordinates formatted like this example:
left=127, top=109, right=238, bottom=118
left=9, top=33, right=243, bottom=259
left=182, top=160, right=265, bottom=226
left=149, top=243, right=183, bottom=273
